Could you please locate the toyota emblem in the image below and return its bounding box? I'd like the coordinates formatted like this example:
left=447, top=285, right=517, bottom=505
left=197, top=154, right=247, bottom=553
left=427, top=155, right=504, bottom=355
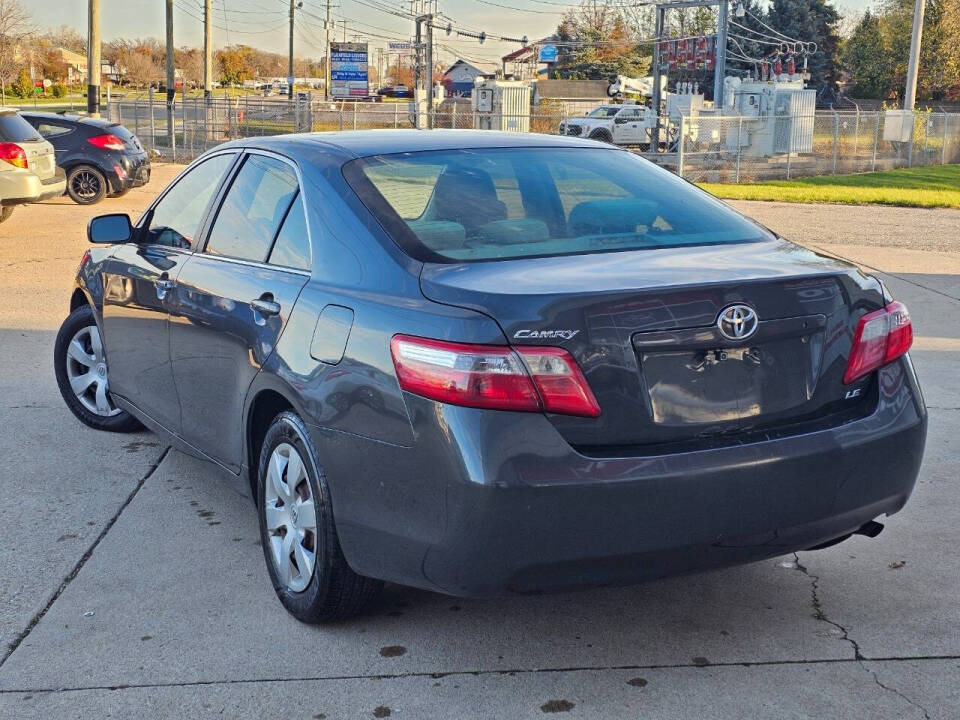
left=717, top=304, right=759, bottom=341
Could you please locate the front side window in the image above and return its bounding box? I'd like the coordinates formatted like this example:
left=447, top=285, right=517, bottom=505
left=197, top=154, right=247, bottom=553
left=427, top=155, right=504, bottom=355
left=205, top=154, right=299, bottom=262
left=345, top=147, right=771, bottom=262
left=145, top=153, right=235, bottom=248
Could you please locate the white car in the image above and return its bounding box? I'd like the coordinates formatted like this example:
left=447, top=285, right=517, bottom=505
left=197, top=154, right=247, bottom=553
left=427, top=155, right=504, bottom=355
left=0, top=109, right=66, bottom=222
left=559, top=105, right=656, bottom=147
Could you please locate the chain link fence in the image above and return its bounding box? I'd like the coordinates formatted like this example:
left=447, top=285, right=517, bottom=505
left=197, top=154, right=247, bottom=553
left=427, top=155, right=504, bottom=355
left=108, top=94, right=960, bottom=183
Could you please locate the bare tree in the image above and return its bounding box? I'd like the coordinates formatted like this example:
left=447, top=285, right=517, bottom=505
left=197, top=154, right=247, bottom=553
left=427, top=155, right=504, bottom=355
left=117, top=48, right=160, bottom=89
left=0, top=0, right=31, bottom=104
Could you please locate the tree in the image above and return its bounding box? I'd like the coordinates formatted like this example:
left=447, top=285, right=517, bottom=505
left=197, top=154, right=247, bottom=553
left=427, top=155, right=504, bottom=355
left=42, top=24, right=84, bottom=53
left=843, top=10, right=892, bottom=97
left=766, top=0, right=843, bottom=92
left=217, top=45, right=255, bottom=85
left=11, top=65, right=31, bottom=97
left=0, top=0, right=30, bottom=101
left=117, top=46, right=159, bottom=88
left=552, top=0, right=651, bottom=79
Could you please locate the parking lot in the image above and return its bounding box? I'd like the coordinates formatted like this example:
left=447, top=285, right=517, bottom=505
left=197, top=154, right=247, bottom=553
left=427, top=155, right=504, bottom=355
left=0, top=165, right=957, bottom=718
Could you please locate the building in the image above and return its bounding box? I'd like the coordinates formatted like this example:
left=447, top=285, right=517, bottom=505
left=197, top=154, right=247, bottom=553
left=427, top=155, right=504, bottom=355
left=442, top=59, right=490, bottom=97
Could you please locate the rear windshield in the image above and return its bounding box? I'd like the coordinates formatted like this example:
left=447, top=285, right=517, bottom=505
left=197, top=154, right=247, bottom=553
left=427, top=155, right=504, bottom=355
left=344, top=147, right=769, bottom=262
left=0, top=114, right=42, bottom=142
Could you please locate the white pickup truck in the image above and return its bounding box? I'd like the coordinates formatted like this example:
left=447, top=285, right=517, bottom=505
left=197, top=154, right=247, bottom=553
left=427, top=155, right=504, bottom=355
left=558, top=105, right=657, bottom=147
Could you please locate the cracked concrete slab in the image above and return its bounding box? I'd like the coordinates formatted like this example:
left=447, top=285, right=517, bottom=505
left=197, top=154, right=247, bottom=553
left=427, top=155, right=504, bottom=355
left=1, top=659, right=952, bottom=719
left=0, top=449, right=851, bottom=692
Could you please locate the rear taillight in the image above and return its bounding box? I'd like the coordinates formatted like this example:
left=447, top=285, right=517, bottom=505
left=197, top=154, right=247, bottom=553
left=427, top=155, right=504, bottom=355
left=390, top=335, right=601, bottom=417
left=87, top=134, right=125, bottom=151
left=843, top=301, right=913, bottom=384
left=0, top=142, right=27, bottom=169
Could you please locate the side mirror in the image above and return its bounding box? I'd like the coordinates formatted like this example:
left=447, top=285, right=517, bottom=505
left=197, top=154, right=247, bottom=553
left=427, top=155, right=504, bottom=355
left=88, top=213, right=133, bottom=244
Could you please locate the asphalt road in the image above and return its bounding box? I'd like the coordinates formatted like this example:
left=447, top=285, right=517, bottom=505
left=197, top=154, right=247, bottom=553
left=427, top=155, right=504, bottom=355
left=0, top=166, right=957, bottom=719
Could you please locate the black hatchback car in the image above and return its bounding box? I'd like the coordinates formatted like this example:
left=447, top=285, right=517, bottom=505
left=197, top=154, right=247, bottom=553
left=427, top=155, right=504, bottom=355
left=54, top=131, right=926, bottom=623
left=22, top=111, right=150, bottom=205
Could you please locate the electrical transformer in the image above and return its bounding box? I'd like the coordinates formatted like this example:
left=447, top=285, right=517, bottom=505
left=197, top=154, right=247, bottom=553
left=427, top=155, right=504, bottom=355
left=471, top=78, right=531, bottom=133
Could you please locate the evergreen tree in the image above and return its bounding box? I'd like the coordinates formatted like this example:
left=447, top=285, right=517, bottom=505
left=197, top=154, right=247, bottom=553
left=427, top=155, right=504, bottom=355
left=12, top=67, right=32, bottom=99
left=843, top=10, right=892, bottom=98
left=766, top=0, right=842, bottom=92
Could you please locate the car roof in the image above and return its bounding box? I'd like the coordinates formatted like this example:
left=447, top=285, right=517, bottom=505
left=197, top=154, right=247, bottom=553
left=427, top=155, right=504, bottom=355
left=225, top=129, right=610, bottom=160
left=19, top=111, right=114, bottom=127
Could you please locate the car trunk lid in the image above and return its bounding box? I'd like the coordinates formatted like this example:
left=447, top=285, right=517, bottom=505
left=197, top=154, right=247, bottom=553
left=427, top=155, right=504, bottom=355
left=419, top=238, right=884, bottom=452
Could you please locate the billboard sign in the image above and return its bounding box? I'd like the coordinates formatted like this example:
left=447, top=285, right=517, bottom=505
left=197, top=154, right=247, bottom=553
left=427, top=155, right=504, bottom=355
left=388, top=41, right=415, bottom=55
left=330, top=42, right=369, bottom=98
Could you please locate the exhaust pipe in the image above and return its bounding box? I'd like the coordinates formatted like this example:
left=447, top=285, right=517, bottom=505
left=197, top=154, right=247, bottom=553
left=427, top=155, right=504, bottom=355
left=854, top=520, right=884, bottom=538
left=807, top=519, right=884, bottom=550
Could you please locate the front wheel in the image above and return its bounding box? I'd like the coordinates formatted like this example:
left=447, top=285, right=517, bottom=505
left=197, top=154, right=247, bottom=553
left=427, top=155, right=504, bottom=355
left=53, top=304, right=143, bottom=432
left=257, top=411, right=382, bottom=622
left=66, top=165, right=108, bottom=205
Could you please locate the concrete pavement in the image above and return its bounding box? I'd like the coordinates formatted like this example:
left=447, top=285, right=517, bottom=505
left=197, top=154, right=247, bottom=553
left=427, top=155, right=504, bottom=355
left=0, top=167, right=956, bottom=718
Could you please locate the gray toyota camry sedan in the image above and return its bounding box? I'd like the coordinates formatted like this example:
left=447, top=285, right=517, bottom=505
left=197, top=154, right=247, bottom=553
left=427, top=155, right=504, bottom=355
left=54, top=130, right=927, bottom=622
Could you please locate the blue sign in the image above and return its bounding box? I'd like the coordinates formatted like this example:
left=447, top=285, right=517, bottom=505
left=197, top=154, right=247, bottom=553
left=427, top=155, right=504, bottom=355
left=539, top=44, right=558, bottom=63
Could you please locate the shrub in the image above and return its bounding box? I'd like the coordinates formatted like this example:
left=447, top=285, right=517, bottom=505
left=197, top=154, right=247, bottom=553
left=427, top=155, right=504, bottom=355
left=12, top=68, right=33, bottom=99
left=51, top=83, right=67, bottom=98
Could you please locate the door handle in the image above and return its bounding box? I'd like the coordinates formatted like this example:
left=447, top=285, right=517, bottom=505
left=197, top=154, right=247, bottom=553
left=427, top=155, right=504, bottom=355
left=251, top=297, right=281, bottom=317
left=156, top=279, right=175, bottom=291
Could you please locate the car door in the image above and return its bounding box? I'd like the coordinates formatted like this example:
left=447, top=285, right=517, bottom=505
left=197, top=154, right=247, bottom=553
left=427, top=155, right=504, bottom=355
left=100, top=151, right=238, bottom=433
left=613, top=108, right=642, bottom=144
left=167, top=150, right=310, bottom=470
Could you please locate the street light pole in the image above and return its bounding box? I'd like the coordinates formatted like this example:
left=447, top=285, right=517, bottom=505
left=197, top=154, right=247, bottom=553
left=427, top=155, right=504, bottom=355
left=713, top=0, right=729, bottom=111
left=87, top=0, right=100, bottom=117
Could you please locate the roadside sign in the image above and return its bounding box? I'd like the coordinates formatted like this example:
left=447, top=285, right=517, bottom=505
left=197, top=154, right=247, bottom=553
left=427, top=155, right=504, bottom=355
left=388, top=42, right=415, bottom=55
left=331, top=41, right=369, bottom=98
left=539, top=44, right=558, bottom=63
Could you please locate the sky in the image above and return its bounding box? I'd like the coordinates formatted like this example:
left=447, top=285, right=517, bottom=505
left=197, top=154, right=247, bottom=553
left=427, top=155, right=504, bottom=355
left=33, top=0, right=875, bottom=68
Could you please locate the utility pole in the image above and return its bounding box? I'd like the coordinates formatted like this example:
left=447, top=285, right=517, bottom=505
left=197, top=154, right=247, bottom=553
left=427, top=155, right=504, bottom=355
left=87, top=0, right=101, bottom=117
left=425, top=14, right=434, bottom=128
left=903, top=0, right=925, bottom=110
left=713, top=0, right=729, bottom=111
left=324, top=0, right=331, bottom=100
left=288, top=0, right=296, bottom=100
left=203, top=0, right=212, bottom=98
left=651, top=5, right=665, bottom=149
left=165, top=0, right=174, bottom=152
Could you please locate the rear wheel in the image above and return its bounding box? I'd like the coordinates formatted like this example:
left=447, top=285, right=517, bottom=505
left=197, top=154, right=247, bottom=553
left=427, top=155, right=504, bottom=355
left=66, top=165, right=107, bottom=205
left=53, top=304, right=143, bottom=432
left=257, top=411, right=382, bottom=622
left=589, top=129, right=613, bottom=143
left=0, top=206, right=13, bottom=223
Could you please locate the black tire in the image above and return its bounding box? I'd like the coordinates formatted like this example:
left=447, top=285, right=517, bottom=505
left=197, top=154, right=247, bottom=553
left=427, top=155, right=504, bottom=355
left=66, top=165, right=108, bottom=205
left=257, top=411, right=382, bottom=623
left=590, top=129, right=613, bottom=143
left=0, top=206, right=14, bottom=223
left=54, top=304, right=143, bottom=432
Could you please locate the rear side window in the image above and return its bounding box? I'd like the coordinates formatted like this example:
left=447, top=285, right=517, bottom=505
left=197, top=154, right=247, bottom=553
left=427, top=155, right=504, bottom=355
left=145, top=153, right=235, bottom=248
left=268, top=192, right=311, bottom=270
left=205, top=154, right=299, bottom=262
left=345, top=147, right=770, bottom=262
left=0, top=114, right=41, bottom=142
left=35, top=122, right=73, bottom=139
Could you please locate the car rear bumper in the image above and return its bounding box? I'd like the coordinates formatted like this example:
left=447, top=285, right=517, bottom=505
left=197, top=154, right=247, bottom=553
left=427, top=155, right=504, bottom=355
left=108, top=155, right=151, bottom=192
left=0, top=167, right=65, bottom=205
left=314, top=357, right=927, bottom=597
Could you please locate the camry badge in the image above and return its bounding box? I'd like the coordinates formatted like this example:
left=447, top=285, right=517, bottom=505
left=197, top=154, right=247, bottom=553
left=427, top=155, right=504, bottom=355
left=717, top=304, right=759, bottom=341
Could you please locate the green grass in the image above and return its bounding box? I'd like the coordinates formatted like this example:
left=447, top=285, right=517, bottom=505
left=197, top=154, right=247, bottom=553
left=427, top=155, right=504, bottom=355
left=699, top=165, right=960, bottom=209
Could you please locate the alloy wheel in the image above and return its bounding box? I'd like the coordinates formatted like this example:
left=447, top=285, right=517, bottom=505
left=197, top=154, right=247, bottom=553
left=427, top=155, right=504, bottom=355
left=70, top=170, right=102, bottom=201
left=65, top=325, right=121, bottom=417
left=264, top=443, right=318, bottom=593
